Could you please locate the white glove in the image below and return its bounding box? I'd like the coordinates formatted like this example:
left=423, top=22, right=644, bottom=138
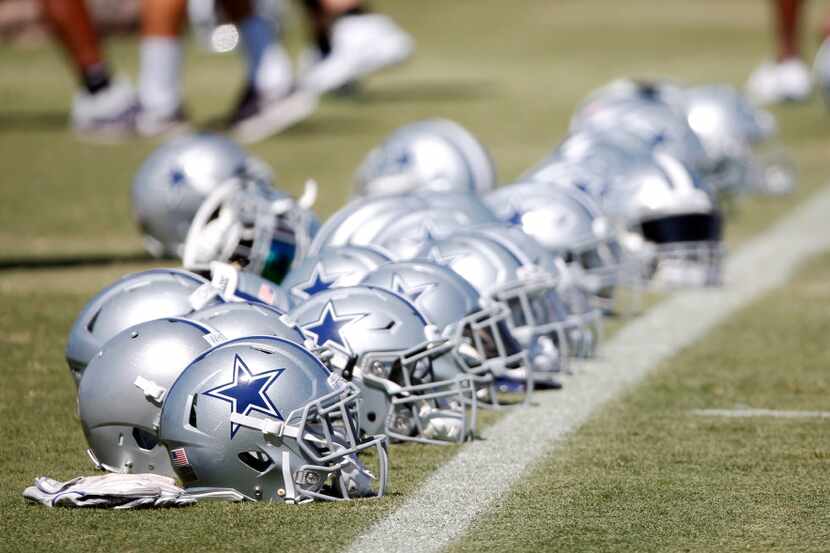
left=23, top=474, right=196, bottom=509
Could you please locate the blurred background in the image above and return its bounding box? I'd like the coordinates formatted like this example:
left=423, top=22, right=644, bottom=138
left=0, top=0, right=827, bottom=266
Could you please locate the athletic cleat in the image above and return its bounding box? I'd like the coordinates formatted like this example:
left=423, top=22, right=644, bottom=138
left=745, top=58, right=813, bottom=106
left=71, top=77, right=139, bottom=141
left=135, top=106, right=190, bottom=138
left=814, top=38, right=830, bottom=110
left=230, top=85, right=318, bottom=144
left=299, top=14, right=414, bottom=94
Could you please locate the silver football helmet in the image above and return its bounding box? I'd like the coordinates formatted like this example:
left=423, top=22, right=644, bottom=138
left=182, top=177, right=320, bottom=284
left=131, top=133, right=269, bottom=258
left=570, top=96, right=710, bottom=176
left=309, top=192, right=495, bottom=256
left=354, top=118, right=496, bottom=197
left=159, top=336, right=389, bottom=503
left=600, top=151, right=724, bottom=288
left=484, top=182, right=632, bottom=313
left=207, top=261, right=293, bottom=312
left=416, top=233, right=574, bottom=389
left=282, top=246, right=391, bottom=306
left=577, top=78, right=689, bottom=119
left=78, top=317, right=224, bottom=476
left=65, top=268, right=223, bottom=385
left=411, top=190, right=499, bottom=224
left=286, top=286, right=478, bottom=445
left=360, top=260, right=532, bottom=405
left=188, top=302, right=305, bottom=342
left=464, top=225, right=603, bottom=360
left=366, top=208, right=472, bottom=260
left=682, top=84, right=795, bottom=195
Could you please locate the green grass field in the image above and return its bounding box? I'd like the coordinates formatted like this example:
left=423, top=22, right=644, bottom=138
left=1, top=1, right=829, bottom=552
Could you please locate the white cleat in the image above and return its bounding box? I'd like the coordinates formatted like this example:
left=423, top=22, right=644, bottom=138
left=814, top=38, right=830, bottom=109
left=71, top=77, right=138, bottom=141
left=231, top=87, right=318, bottom=144
left=745, top=57, right=813, bottom=106
left=135, top=106, right=190, bottom=138
left=299, top=14, right=414, bottom=94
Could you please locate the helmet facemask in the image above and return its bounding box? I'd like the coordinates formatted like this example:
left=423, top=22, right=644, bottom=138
left=488, top=268, right=572, bottom=379
left=447, top=303, right=534, bottom=407
left=190, top=379, right=388, bottom=503
left=183, top=179, right=316, bottom=284
left=325, top=338, right=478, bottom=445
left=625, top=212, right=725, bottom=289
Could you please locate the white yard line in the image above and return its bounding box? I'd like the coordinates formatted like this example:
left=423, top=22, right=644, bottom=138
left=691, top=408, right=830, bottom=419
left=345, top=186, right=830, bottom=553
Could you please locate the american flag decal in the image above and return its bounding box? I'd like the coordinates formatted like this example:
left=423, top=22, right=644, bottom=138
left=169, top=448, right=190, bottom=467
left=258, top=283, right=275, bottom=305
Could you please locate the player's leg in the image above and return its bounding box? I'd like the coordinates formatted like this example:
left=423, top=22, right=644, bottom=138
left=298, top=0, right=414, bottom=95
left=815, top=7, right=830, bottom=107
left=746, top=0, right=812, bottom=105
left=136, top=0, right=189, bottom=136
left=221, top=0, right=317, bottom=143
left=38, top=0, right=137, bottom=137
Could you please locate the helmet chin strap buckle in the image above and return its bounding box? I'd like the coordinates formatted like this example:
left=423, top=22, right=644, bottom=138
left=133, top=376, right=166, bottom=405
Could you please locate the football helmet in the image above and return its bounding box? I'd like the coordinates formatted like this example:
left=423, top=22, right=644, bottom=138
left=366, top=208, right=472, bottom=260
left=570, top=96, right=710, bottom=176
left=159, top=336, right=388, bottom=503
left=465, top=225, right=602, bottom=359
left=354, top=118, right=496, bottom=196
left=182, top=177, right=320, bottom=284
left=411, top=190, right=499, bottom=224
left=600, top=151, right=724, bottom=288
left=207, top=261, right=293, bottom=312
left=286, top=286, right=477, bottom=445
left=484, top=182, right=631, bottom=313
left=78, top=317, right=224, bottom=476
left=131, top=133, right=269, bottom=258
left=309, top=192, right=495, bottom=256
left=65, top=269, right=223, bottom=385
left=282, top=246, right=391, bottom=306
left=416, top=233, right=573, bottom=388
left=577, top=78, right=689, bottom=118
left=188, top=302, right=305, bottom=343
left=360, top=260, right=532, bottom=405
left=682, top=84, right=795, bottom=195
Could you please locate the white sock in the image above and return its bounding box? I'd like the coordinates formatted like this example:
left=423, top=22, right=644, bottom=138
left=139, top=37, right=183, bottom=119
left=239, top=16, right=292, bottom=97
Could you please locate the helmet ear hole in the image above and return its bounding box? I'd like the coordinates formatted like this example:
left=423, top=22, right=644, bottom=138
left=238, top=450, right=274, bottom=473
left=132, top=427, right=159, bottom=451
left=367, top=412, right=377, bottom=423
left=188, top=395, right=199, bottom=428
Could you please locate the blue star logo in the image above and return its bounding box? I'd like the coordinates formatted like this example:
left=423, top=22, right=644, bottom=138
left=651, top=131, right=667, bottom=147
left=394, top=149, right=411, bottom=169
left=170, top=168, right=186, bottom=189
left=392, top=273, right=435, bottom=303
left=506, top=208, right=524, bottom=226
left=293, top=264, right=339, bottom=300
left=302, top=301, right=365, bottom=353
left=204, top=355, right=284, bottom=438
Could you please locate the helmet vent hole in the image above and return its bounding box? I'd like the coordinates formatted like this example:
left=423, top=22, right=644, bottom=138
left=188, top=395, right=198, bottom=428
left=238, top=450, right=273, bottom=473
left=132, top=428, right=159, bottom=451
left=86, top=308, right=102, bottom=333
